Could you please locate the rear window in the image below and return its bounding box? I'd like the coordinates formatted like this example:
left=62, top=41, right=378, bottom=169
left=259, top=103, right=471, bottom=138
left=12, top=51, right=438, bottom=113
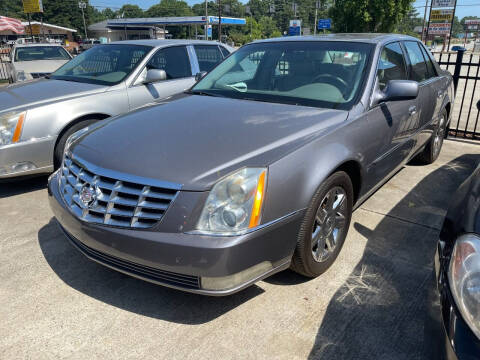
left=15, top=46, right=71, bottom=61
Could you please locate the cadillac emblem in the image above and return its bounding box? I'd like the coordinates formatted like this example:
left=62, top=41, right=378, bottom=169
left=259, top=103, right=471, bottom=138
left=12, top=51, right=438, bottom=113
left=79, top=184, right=98, bottom=208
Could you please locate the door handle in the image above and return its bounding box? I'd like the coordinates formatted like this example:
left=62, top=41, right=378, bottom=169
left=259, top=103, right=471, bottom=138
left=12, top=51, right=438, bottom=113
left=409, top=106, right=417, bottom=116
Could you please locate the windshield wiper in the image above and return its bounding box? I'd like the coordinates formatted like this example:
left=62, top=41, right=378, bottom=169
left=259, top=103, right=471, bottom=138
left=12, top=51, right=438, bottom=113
left=185, top=90, right=224, bottom=98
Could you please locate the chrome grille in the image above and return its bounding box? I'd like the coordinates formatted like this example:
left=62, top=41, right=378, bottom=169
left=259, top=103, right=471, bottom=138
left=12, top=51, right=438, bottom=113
left=59, top=154, right=177, bottom=229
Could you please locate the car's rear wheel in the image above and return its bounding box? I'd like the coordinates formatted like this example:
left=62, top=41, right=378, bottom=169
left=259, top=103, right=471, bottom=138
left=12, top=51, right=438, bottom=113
left=291, top=171, right=353, bottom=277
left=416, top=109, right=447, bottom=165
left=53, top=119, right=98, bottom=170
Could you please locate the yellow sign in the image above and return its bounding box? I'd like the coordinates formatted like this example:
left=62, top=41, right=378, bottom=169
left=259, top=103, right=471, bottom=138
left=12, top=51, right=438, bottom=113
left=23, top=0, right=44, bottom=13
left=431, top=9, right=453, bottom=22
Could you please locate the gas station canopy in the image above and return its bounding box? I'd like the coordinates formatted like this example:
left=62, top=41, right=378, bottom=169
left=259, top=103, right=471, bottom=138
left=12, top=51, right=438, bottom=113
left=107, top=16, right=246, bottom=27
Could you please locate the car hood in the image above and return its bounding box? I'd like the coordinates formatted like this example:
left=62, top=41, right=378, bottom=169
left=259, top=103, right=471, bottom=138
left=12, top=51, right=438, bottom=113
left=441, top=163, right=480, bottom=241
left=13, top=60, right=69, bottom=74
left=71, top=95, right=349, bottom=191
left=0, top=78, right=108, bottom=113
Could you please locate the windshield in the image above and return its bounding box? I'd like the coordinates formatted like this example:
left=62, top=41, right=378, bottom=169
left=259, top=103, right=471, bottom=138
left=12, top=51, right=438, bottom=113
left=50, top=44, right=151, bottom=85
left=14, top=46, right=71, bottom=61
left=192, top=41, right=373, bottom=110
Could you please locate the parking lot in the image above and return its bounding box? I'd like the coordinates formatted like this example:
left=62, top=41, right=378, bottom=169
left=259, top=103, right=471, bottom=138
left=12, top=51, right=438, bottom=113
left=1, top=139, right=478, bottom=359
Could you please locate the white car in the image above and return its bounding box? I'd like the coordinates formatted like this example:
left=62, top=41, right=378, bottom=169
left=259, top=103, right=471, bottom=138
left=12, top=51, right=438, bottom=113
left=8, top=43, right=72, bottom=82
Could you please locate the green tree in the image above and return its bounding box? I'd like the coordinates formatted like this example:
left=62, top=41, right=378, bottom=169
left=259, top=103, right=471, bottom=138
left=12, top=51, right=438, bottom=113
left=118, top=4, right=144, bottom=18
left=329, top=0, right=414, bottom=33
left=395, top=6, right=423, bottom=36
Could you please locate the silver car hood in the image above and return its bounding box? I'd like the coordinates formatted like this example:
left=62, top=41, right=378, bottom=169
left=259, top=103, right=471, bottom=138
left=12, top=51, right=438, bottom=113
left=71, top=95, right=349, bottom=191
left=0, top=79, right=109, bottom=113
left=13, top=60, right=70, bottom=74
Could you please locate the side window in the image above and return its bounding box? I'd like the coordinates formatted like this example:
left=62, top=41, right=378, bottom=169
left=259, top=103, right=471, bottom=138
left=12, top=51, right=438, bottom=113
left=219, top=46, right=230, bottom=58
left=146, top=46, right=191, bottom=80
left=419, top=44, right=437, bottom=79
left=404, top=41, right=428, bottom=83
left=377, top=42, right=407, bottom=91
left=194, top=45, right=224, bottom=72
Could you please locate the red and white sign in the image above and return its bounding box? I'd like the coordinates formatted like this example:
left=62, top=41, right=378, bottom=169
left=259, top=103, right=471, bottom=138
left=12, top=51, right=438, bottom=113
left=428, top=23, right=451, bottom=35
left=0, top=16, right=25, bottom=34
left=465, top=20, right=480, bottom=25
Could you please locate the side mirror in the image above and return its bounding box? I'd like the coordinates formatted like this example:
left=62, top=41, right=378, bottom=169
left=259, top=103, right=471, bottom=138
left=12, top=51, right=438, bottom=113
left=373, top=80, right=419, bottom=105
left=144, top=69, right=167, bottom=84
left=195, top=71, right=207, bottom=82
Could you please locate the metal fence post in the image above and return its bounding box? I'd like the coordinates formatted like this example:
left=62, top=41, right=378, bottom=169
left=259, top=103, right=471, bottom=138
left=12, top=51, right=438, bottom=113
left=453, top=49, right=465, bottom=95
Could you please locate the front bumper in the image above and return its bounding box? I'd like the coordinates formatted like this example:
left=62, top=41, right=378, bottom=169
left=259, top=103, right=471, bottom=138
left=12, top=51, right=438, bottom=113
left=435, top=242, right=480, bottom=360
left=0, top=136, right=55, bottom=178
left=48, top=171, right=304, bottom=295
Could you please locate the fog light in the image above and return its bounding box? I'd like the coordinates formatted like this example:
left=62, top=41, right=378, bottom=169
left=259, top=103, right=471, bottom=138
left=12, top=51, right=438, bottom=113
left=0, top=162, right=37, bottom=175
left=201, top=261, right=273, bottom=291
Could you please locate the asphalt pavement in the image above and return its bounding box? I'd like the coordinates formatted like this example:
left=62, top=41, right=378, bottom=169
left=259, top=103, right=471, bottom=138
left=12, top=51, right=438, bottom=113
left=1, top=140, right=479, bottom=359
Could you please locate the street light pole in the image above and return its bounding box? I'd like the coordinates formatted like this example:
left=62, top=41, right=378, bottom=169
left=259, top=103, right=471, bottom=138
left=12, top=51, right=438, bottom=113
left=218, top=0, right=222, bottom=42
left=205, top=0, right=208, bottom=40
left=78, top=2, right=88, bottom=39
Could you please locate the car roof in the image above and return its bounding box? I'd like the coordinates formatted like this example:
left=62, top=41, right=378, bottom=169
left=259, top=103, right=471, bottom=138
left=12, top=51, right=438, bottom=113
left=252, top=33, right=420, bottom=46
left=13, top=43, right=63, bottom=48
left=108, top=39, right=227, bottom=48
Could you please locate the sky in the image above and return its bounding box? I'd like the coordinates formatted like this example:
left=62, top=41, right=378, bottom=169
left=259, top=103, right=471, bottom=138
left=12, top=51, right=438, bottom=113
left=90, top=0, right=480, bottom=19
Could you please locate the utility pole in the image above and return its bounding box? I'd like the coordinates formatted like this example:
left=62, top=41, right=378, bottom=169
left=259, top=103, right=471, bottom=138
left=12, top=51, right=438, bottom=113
left=205, top=0, right=208, bottom=40
left=422, top=0, right=429, bottom=43
left=78, top=2, right=88, bottom=39
left=314, top=1, right=320, bottom=36
left=447, top=0, right=458, bottom=51
left=218, top=0, right=222, bottom=42
left=425, top=0, right=434, bottom=44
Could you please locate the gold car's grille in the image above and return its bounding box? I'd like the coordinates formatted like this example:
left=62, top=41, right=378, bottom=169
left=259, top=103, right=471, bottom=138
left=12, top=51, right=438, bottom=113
left=59, top=154, right=177, bottom=229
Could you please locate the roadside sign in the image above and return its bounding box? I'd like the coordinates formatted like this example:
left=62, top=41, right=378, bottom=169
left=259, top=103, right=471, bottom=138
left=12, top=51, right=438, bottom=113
left=431, top=9, right=454, bottom=22
left=289, top=19, right=301, bottom=36
left=207, top=25, right=212, bottom=37
left=432, top=0, right=455, bottom=8
left=318, top=18, right=332, bottom=30
left=428, top=23, right=451, bottom=35
left=22, top=0, right=43, bottom=13
left=465, top=20, right=480, bottom=25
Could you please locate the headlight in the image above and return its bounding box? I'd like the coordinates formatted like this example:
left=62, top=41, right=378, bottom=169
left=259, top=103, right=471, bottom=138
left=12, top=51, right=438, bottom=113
left=448, top=233, right=480, bottom=339
left=197, top=168, right=267, bottom=235
left=0, top=111, right=26, bottom=146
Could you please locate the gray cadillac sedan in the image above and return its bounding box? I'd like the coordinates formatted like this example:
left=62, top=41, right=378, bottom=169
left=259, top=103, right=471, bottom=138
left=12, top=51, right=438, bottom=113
left=48, top=34, right=454, bottom=295
left=0, top=40, right=233, bottom=178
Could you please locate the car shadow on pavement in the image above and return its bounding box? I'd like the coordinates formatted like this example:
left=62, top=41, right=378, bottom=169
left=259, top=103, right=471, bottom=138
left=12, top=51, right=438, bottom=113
left=0, top=175, right=48, bottom=198
left=308, top=154, right=480, bottom=360
left=37, top=218, right=264, bottom=325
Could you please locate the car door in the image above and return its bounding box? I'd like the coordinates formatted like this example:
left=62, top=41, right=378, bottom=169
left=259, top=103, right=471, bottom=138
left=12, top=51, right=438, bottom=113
left=364, top=42, right=419, bottom=190
left=127, top=45, right=196, bottom=110
left=403, top=41, right=437, bottom=150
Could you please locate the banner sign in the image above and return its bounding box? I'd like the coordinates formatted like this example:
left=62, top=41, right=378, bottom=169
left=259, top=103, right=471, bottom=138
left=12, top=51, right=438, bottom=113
left=432, top=0, right=455, bottom=8
left=430, top=9, right=454, bottom=22
left=23, top=0, right=43, bottom=13
left=428, top=23, right=451, bottom=34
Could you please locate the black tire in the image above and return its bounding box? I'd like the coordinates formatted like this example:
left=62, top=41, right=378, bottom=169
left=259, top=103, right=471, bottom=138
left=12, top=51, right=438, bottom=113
left=53, top=119, right=98, bottom=170
left=291, top=171, right=354, bottom=278
left=415, top=109, right=447, bottom=165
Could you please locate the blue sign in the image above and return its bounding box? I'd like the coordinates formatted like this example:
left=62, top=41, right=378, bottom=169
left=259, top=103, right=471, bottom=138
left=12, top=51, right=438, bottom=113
left=288, top=26, right=301, bottom=36
left=207, top=27, right=212, bottom=37
left=318, top=18, right=331, bottom=30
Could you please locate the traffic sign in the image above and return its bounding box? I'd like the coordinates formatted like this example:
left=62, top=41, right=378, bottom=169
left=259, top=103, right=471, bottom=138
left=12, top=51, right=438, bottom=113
left=318, top=18, right=331, bottom=30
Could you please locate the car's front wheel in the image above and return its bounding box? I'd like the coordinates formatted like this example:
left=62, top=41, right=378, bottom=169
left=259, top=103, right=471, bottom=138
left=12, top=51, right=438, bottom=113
left=53, top=119, right=99, bottom=170
left=416, top=109, right=447, bottom=164
left=291, top=171, right=353, bottom=277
